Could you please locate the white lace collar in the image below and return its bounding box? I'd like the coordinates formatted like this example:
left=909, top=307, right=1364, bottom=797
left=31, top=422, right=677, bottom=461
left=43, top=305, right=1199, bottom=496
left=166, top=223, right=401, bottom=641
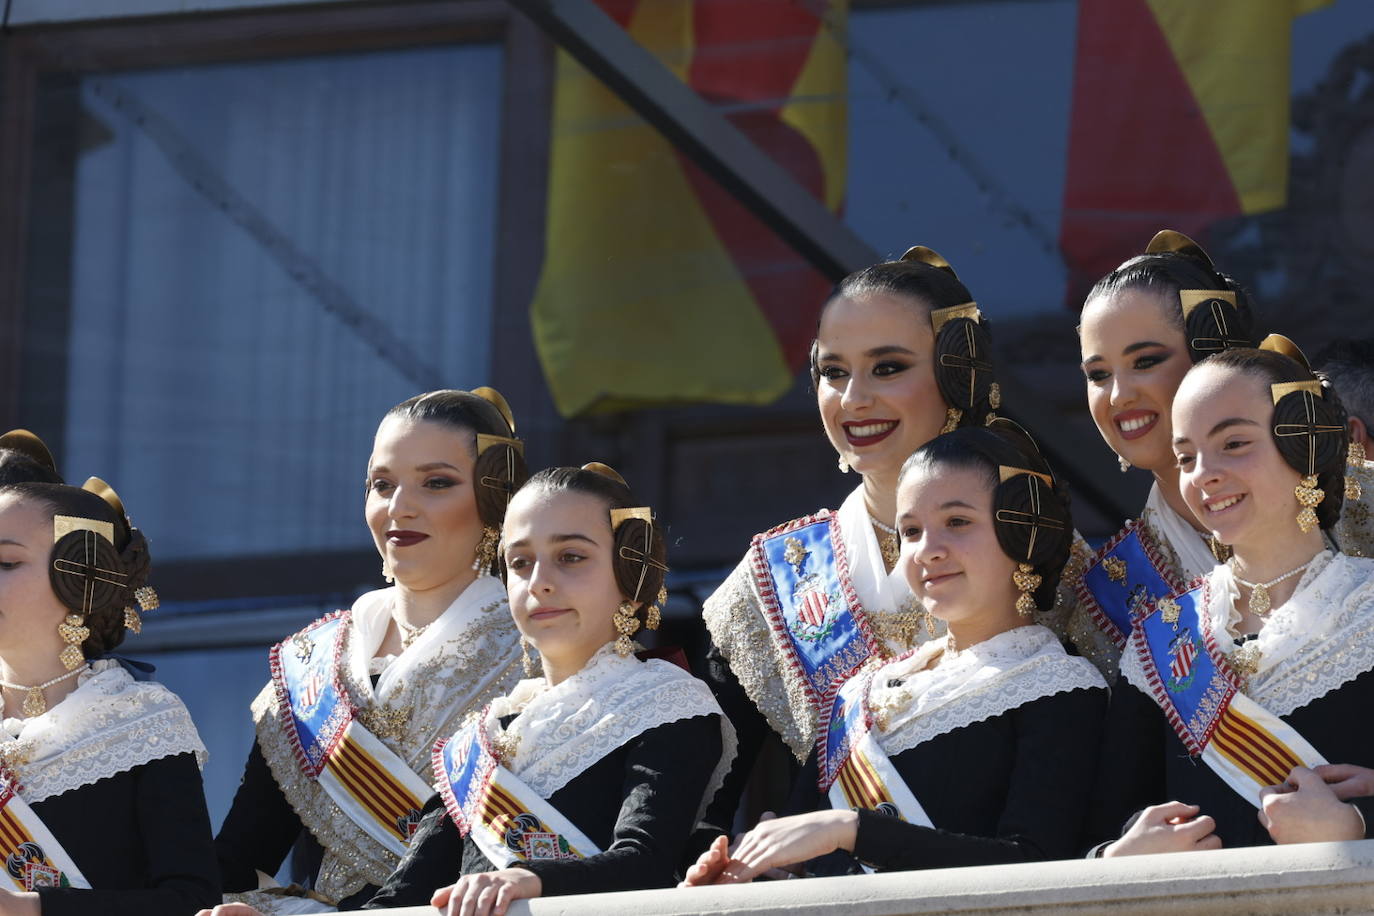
left=1199, top=553, right=1374, bottom=716
left=0, top=659, right=206, bottom=803
left=349, top=575, right=511, bottom=703
left=864, top=625, right=1105, bottom=757
left=1141, top=482, right=1218, bottom=582
left=483, top=643, right=736, bottom=816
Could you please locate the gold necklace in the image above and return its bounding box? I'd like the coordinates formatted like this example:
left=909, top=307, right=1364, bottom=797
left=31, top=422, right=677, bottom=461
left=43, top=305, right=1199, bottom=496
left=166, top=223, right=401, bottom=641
left=395, top=617, right=430, bottom=650
left=1229, top=551, right=1323, bottom=616
left=870, top=516, right=900, bottom=571
left=0, top=665, right=86, bottom=718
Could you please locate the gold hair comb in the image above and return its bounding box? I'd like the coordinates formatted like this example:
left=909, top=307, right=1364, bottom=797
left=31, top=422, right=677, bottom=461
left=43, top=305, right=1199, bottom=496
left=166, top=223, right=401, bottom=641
left=582, top=462, right=628, bottom=487
left=997, top=465, right=1053, bottom=488
left=1259, top=334, right=1313, bottom=371
left=0, top=429, right=56, bottom=472
left=1145, top=229, right=1216, bottom=270
left=470, top=386, right=516, bottom=436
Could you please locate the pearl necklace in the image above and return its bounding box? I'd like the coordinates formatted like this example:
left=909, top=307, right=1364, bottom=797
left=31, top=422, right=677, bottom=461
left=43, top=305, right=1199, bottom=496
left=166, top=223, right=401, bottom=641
left=0, top=665, right=87, bottom=718
left=395, top=618, right=430, bottom=650
left=1229, top=551, right=1324, bottom=617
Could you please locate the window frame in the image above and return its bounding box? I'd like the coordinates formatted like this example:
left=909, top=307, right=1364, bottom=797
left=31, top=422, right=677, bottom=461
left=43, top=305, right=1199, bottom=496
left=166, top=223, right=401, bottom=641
left=0, top=1, right=555, bottom=604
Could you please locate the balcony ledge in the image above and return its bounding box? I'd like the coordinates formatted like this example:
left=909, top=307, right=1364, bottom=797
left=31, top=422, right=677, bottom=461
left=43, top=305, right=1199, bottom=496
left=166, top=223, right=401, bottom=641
left=349, top=839, right=1374, bottom=915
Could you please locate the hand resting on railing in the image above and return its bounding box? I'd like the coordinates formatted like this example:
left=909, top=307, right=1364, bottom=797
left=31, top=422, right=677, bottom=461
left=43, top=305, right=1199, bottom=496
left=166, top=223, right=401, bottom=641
left=1258, top=765, right=1368, bottom=845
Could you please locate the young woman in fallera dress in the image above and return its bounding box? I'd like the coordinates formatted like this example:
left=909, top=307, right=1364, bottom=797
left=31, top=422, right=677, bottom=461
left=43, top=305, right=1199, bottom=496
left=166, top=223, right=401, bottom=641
left=212, top=389, right=529, bottom=912
left=1089, top=342, right=1374, bottom=854
left=0, top=467, right=217, bottom=915
left=1068, top=231, right=1374, bottom=678
left=685, top=424, right=1106, bottom=883
left=700, top=247, right=1003, bottom=832
left=203, top=463, right=734, bottom=916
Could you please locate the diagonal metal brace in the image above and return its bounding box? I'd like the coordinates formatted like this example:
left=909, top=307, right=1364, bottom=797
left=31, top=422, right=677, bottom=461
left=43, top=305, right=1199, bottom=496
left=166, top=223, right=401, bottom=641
left=509, top=0, right=879, bottom=281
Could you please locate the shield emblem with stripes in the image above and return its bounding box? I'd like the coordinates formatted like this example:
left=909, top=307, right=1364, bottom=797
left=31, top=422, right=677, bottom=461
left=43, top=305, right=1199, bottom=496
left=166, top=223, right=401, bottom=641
left=1167, top=629, right=1199, bottom=691
left=299, top=669, right=325, bottom=711
left=799, top=588, right=830, bottom=627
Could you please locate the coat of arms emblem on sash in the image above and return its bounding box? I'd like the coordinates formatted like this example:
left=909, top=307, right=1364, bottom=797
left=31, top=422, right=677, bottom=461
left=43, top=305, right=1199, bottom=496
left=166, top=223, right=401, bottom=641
left=1167, top=627, right=1200, bottom=692
left=785, top=536, right=837, bottom=640
left=299, top=668, right=326, bottom=712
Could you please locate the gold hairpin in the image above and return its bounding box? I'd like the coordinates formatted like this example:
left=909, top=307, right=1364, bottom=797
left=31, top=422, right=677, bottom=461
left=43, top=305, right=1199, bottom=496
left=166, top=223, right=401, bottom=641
left=930, top=302, right=981, bottom=334
left=610, top=507, right=652, bottom=532
left=617, top=545, right=668, bottom=570
left=997, top=465, right=1053, bottom=488
left=53, top=516, right=114, bottom=546
left=1271, top=381, right=1323, bottom=405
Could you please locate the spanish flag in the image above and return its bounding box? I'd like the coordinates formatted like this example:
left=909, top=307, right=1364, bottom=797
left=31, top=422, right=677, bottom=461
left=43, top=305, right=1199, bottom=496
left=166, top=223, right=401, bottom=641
left=531, top=0, right=848, bottom=416
left=1060, top=0, right=1331, bottom=299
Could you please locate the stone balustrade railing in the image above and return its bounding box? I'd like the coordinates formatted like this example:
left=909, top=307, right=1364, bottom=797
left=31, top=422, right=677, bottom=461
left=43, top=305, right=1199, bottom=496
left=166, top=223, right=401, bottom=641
left=344, top=838, right=1374, bottom=915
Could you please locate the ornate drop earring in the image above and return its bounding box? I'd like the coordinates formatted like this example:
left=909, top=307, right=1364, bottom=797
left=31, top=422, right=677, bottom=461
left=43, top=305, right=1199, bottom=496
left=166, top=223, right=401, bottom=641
left=613, top=600, right=641, bottom=657
left=1118, top=455, right=1131, bottom=473
left=644, top=587, right=666, bottom=631
left=837, top=456, right=851, bottom=474
left=471, top=526, right=499, bottom=573
left=381, top=559, right=394, bottom=584
left=57, top=614, right=90, bottom=672
left=1012, top=563, right=1041, bottom=617
left=1295, top=475, right=1324, bottom=533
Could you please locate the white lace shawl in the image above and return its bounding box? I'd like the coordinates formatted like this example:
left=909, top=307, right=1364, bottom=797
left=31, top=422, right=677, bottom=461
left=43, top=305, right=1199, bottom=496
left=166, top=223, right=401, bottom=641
left=0, top=659, right=206, bottom=803
left=1194, top=552, right=1374, bottom=717
left=483, top=643, right=736, bottom=820
left=1140, top=482, right=1218, bottom=583
left=345, top=576, right=521, bottom=745
left=866, top=625, right=1105, bottom=757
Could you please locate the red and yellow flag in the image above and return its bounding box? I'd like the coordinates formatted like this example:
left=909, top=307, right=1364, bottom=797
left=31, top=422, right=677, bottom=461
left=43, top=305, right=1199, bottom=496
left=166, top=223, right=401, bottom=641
left=531, top=0, right=848, bottom=416
left=1060, top=0, right=1331, bottom=298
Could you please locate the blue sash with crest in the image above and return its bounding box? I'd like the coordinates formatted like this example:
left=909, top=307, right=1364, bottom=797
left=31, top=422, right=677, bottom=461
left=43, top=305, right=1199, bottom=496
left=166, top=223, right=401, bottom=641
left=270, top=611, right=433, bottom=855
left=1133, top=586, right=1234, bottom=754
left=1132, top=583, right=1324, bottom=802
left=818, top=665, right=870, bottom=792
left=751, top=513, right=878, bottom=722
left=274, top=611, right=352, bottom=775
left=814, top=666, right=934, bottom=852
left=1075, top=522, right=1186, bottom=647
left=434, top=720, right=598, bottom=868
